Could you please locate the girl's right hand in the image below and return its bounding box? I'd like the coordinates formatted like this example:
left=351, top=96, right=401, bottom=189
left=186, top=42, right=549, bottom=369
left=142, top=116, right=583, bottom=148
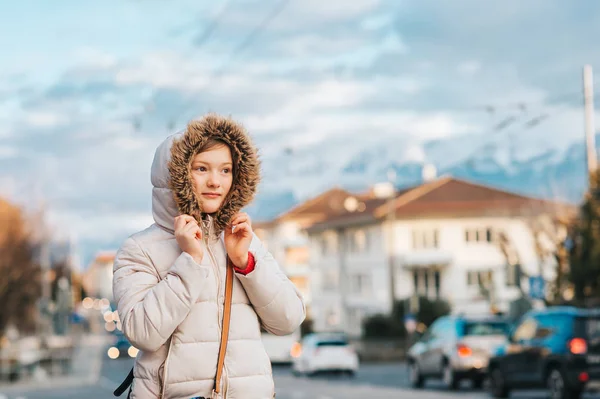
left=174, top=215, right=204, bottom=264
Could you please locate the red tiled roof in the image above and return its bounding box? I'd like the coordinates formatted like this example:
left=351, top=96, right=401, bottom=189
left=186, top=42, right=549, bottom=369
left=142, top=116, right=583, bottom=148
left=270, top=187, right=361, bottom=228
left=307, top=176, right=576, bottom=231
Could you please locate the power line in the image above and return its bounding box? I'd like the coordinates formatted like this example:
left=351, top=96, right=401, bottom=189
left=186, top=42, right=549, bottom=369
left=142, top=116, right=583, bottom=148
left=171, top=0, right=292, bottom=125
left=214, top=0, right=291, bottom=77
left=193, top=0, right=233, bottom=49
left=456, top=90, right=583, bottom=115
left=132, top=1, right=233, bottom=132
left=465, top=105, right=575, bottom=170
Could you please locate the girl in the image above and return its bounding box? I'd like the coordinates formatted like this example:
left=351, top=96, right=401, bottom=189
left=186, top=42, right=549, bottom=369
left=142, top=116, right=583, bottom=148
left=112, top=114, right=306, bottom=399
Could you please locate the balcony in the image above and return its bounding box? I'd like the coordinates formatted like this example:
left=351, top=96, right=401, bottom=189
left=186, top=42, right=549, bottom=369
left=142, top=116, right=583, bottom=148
left=397, top=249, right=453, bottom=269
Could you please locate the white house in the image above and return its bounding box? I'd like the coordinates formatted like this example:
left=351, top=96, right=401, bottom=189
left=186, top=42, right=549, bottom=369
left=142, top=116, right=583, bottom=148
left=303, top=176, right=575, bottom=338
left=254, top=187, right=367, bottom=315
left=82, top=251, right=115, bottom=302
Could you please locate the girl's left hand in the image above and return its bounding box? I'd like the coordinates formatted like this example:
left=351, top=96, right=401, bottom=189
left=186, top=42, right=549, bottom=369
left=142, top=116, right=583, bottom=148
left=224, top=212, right=253, bottom=268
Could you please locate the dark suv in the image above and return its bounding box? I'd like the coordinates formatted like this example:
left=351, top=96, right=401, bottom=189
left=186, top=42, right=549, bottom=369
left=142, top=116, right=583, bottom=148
left=488, top=306, right=600, bottom=399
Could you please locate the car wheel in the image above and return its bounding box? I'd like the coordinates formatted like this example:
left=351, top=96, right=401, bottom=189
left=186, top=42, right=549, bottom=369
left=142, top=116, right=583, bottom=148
left=547, top=368, right=582, bottom=399
left=408, top=361, right=424, bottom=388
left=472, top=376, right=484, bottom=389
left=442, top=362, right=459, bottom=390
left=488, top=367, right=509, bottom=398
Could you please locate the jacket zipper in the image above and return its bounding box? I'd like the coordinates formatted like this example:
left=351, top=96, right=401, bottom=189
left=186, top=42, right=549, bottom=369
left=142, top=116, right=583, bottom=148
left=202, top=217, right=228, bottom=397
left=160, top=338, right=173, bottom=399
left=161, top=217, right=215, bottom=399
left=202, top=218, right=221, bottom=321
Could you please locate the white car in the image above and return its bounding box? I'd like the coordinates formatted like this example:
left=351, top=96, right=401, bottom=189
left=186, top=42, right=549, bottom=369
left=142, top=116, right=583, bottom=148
left=291, top=332, right=359, bottom=377
left=261, top=328, right=301, bottom=364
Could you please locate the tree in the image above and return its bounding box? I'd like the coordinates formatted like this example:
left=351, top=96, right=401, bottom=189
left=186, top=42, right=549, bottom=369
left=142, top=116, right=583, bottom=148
left=0, top=198, right=42, bottom=336
left=362, top=296, right=450, bottom=339
left=415, top=296, right=451, bottom=327
left=493, top=194, right=576, bottom=311
left=362, top=313, right=405, bottom=339
left=569, top=170, right=600, bottom=302
left=527, top=212, right=575, bottom=303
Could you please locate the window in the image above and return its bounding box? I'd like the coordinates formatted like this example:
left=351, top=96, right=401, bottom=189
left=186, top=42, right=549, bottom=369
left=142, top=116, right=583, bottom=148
left=467, top=270, right=494, bottom=287
left=413, top=271, right=419, bottom=292
left=512, top=318, right=537, bottom=342
left=348, top=308, right=364, bottom=333
left=505, top=264, right=522, bottom=287
left=462, top=321, right=510, bottom=336
left=350, top=274, right=371, bottom=296
left=412, top=269, right=441, bottom=299
left=412, top=229, right=439, bottom=249
left=320, top=232, right=337, bottom=256
left=428, top=317, right=452, bottom=340
left=348, top=229, right=368, bottom=253
left=289, top=276, right=308, bottom=293
left=285, top=246, right=309, bottom=265
left=434, top=270, right=441, bottom=298
left=465, top=227, right=496, bottom=243
left=322, top=270, right=338, bottom=291
left=326, top=308, right=340, bottom=327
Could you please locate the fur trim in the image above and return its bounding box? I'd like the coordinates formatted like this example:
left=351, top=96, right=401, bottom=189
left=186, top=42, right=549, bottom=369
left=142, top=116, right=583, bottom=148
left=168, top=114, right=261, bottom=235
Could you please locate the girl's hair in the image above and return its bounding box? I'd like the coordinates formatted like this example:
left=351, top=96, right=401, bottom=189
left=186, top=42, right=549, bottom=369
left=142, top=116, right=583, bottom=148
left=194, top=138, right=239, bottom=182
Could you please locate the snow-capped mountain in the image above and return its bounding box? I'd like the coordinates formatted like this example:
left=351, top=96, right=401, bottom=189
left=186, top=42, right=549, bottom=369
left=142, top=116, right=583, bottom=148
left=248, top=130, right=597, bottom=222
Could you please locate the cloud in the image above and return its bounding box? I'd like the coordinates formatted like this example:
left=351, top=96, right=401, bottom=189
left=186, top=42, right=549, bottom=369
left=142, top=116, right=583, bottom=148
left=2, top=0, right=600, bottom=263
left=23, top=110, right=68, bottom=128
left=457, top=61, right=481, bottom=76
left=48, top=208, right=155, bottom=242
left=0, top=145, right=18, bottom=159
left=191, top=0, right=384, bottom=34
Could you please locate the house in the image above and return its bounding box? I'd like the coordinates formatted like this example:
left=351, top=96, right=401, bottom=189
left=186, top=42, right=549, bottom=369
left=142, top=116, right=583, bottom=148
left=81, top=251, right=116, bottom=303
left=303, top=176, right=576, bottom=337
left=253, top=187, right=378, bottom=316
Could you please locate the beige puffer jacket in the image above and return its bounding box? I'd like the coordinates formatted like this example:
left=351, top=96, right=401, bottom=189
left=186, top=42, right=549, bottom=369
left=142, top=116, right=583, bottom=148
left=112, top=115, right=306, bottom=399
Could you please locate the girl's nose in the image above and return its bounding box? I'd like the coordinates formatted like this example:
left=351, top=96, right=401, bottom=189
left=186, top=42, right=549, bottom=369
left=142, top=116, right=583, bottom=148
left=207, top=173, right=221, bottom=188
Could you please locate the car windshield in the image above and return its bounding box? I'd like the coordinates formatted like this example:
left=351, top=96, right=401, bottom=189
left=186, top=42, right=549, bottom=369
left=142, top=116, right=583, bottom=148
left=462, top=321, right=509, bottom=336
left=316, top=339, right=348, bottom=347
left=575, top=316, right=600, bottom=339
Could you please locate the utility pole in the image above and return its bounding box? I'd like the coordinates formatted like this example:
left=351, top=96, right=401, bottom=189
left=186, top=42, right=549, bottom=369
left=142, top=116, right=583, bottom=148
left=583, top=65, right=598, bottom=186
left=386, top=169, right=397, bottom=313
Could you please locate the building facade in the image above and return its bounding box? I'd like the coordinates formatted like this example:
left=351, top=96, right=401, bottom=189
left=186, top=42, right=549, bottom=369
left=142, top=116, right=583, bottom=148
left=303, top=177, right=574, bottom=337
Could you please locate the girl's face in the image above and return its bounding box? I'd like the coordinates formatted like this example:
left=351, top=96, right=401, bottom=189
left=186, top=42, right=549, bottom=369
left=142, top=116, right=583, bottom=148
left=190, top=144, right=233, bottom=214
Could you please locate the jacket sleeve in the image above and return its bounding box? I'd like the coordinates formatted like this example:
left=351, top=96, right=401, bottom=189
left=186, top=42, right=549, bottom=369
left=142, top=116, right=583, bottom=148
left=235, top=233, right=306, bottom=336
left=112, top=236, right=210, bottom=352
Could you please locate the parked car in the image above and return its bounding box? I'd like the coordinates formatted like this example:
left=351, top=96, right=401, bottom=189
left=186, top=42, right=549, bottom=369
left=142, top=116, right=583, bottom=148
left=407, top=313, right=510, bottom=390
left=291, top=332, right=359, bottom=377
left=261, top=327, right=301, bottom=364
left=488, top=306, right=600, bottom=399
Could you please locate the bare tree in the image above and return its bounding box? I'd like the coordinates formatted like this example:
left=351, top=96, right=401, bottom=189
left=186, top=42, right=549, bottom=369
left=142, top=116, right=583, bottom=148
left=0, top=198, right=42, bottom=335
left=526, top=212, right=573, bottom=303
left=491, top=198, right=575, bottom=319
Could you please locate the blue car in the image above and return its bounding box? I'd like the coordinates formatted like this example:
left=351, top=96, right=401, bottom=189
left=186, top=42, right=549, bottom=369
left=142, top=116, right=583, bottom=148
left=488, top=306, right=600, bottom=399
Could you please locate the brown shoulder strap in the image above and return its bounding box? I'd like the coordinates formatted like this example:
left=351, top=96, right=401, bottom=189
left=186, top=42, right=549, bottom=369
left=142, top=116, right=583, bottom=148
left=213, top=258, right=234, bottom=396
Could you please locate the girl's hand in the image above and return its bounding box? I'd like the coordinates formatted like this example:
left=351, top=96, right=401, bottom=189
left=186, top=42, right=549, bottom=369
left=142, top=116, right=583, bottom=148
left=224, top=212, right=253, bottom=268
left=174, top=215, right=204, bottom=264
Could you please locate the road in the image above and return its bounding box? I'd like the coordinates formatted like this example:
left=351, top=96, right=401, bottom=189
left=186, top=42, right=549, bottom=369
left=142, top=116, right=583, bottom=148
left=3, top=358, right=600, bottom=399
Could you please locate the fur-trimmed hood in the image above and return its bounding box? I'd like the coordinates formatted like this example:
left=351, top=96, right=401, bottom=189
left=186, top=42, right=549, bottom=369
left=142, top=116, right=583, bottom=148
left=150, top=114, right=260, bottom=235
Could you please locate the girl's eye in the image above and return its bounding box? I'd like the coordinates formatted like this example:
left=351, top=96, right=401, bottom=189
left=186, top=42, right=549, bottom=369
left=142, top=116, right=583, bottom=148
left=196, top=166, right=207, bottom=172
left=223, top=168, right=231, bottom=173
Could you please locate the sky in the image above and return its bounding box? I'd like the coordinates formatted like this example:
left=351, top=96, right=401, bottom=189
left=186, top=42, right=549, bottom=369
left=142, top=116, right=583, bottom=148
left=2, top=0, right=600, bottom=266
